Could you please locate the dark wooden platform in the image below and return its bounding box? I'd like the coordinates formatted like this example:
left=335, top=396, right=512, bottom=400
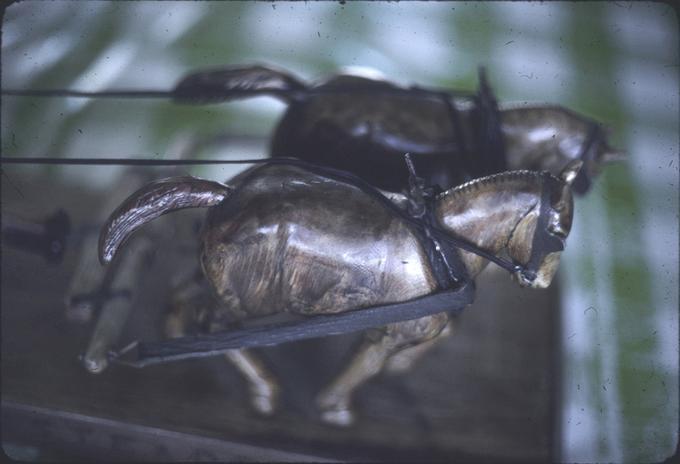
left=1, top=169, right=560, bottom=462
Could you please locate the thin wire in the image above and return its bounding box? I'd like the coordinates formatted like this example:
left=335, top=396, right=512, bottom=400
left=1, top=86, right=475, bottom=101
left=0, top=157, right=275, bottom=166
left=1, top=89, right=173, bottom=99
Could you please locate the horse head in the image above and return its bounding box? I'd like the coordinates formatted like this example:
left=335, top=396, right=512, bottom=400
left=506, top=160, right=581, bottom=288
left=500, top=105, right=625, bottom=193
left=435, top=160, right=582, bottom=289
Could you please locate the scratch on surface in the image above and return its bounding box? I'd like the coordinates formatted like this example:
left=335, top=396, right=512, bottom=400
left=584, top=306, right=597, bottom=316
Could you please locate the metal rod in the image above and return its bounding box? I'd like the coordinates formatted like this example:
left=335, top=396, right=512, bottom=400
left=1, top=86, right=474, bottom=101
left=82, top=235, right=154, bottom=373
left=65, top=169, right=151, bottom=323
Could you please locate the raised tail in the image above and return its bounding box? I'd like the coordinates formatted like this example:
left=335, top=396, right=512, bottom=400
left=172, top=64, right=307, bottom=104
left=99, top=176, right=232, bottom=264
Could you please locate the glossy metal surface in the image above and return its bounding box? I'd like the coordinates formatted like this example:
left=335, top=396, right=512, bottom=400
left=500, top=105, right=624, bottom=190
left=200, top=164, right=437, bottom=318
left=436, top=161, right=578, bottom=289
left=173, top=64, right=306, bottom=104
left=272, top=74, right=620, bottom=192
left=99, top=176, right=231, bottom=264
left=171, top=64, right=622, bottom=192
left=99, top=162, right=576, bottom=425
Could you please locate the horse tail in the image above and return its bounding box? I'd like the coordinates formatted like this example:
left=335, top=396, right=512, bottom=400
left=99, top=176, right=232, bottom=264
left=172, top=65, right=307, bottom=104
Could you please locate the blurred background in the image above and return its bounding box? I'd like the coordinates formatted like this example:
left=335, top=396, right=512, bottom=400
left=1, top=1, right=677, bottom=462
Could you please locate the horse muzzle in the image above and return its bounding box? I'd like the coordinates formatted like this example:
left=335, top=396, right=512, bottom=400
left=513, top=252, right=562, bottom=289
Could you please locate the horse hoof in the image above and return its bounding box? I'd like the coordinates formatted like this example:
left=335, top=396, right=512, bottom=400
left=252, top=394, right=276, bottom=416
left=320, top=407, right=355, bottom=427
left=316, top=389, right=355, bottom=426
left=250, top=384, right=279, bottom=416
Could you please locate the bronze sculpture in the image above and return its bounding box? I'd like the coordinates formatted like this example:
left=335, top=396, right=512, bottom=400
left=0, top=63, right=613, bottom=426
left=99, top=159, right=581, bottom=425
left=173, top=64, right=624, bottom=193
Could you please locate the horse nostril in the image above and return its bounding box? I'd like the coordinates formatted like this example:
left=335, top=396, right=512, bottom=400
left=513, top=269, right=536, bottom=287
left=522, top=269, right=537, bottom=282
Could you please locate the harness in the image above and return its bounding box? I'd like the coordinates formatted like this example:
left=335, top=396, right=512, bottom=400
left=572, top=122, right=604, bottom=194
left=523, top=173, right=566, bottom=282
left=103, top=155, right=538, bottom=368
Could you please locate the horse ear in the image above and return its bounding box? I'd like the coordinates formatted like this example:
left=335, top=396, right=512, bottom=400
left=559, top=160, right=583, bottom=185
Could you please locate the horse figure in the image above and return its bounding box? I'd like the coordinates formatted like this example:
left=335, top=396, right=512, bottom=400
left=173, top=64, right=624, bottom=193
left=99, top=160, right=581, bottom=426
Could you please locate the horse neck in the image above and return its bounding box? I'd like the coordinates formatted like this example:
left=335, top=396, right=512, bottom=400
left=434, top=172, right=543, bottom=277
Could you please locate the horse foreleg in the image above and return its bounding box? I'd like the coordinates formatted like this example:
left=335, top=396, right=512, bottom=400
left=316, top=335, right=394, bottom=426
left=224, top=349, right=280, bottom=416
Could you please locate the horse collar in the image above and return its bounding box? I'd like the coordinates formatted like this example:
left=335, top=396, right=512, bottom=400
left=418, top=194, right=468, bottom=290
left=403, top=154, right=467, bottom=291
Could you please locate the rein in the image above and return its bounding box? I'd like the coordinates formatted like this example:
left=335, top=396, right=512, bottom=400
left=1, top=85, right=476, bottom=103
left=522, top=172, right=566, bottom=281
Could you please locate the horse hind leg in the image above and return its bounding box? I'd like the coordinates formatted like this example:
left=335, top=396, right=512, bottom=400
left=164, top=276, right=280, bottom=416
left=315, top=334, right=394, bottom=426
left=316, top=313, right=449, bottom=426
left=224, top=349, right=279, bottom=416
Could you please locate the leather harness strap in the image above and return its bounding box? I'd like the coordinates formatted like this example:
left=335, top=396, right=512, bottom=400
left=572, top=121, right=603, bottom=194
left=111, top=282, right=475, bottom=368
left=522, top=173, right=566, bottom=281
left=471, top=67, right=507, bottom=178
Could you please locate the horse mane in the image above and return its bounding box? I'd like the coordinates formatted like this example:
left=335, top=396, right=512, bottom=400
left=437, top=170, right=561, bottom=201
left=498, top=102, right=573, bottom=114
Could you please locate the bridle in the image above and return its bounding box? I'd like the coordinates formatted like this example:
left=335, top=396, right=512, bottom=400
left=517, top=172, right=567, bottom=283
